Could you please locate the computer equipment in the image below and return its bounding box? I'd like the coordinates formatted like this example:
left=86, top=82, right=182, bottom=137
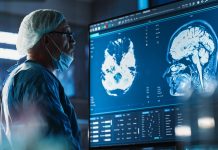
left=89, top=0, right=218, bottom=148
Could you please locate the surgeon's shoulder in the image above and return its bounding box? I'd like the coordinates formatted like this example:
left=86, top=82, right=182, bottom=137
left=14, top=61, right=56, bottom=84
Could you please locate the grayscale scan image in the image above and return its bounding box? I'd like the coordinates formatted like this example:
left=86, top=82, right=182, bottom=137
left=101, top=35, right=137, bottom=96
left=164, top=20, right=218, bottom=96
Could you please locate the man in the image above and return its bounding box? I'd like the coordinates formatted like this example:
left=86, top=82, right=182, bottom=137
left=1, top=9, right=81, bottom=150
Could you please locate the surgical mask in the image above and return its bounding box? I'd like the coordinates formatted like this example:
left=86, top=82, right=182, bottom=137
left=53, top=52, right=74, bottom=71
left=46, top=35, right=74, bottom=72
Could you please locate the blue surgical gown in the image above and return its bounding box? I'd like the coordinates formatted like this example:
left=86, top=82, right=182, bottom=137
left=1, top=60, right=81, bottom=150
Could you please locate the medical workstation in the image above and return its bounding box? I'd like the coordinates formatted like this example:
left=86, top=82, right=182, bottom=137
left=1, top=0, right=218, bottom=150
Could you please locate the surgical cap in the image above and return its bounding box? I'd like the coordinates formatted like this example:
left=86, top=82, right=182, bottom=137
left=16, top=9, right=65, bottom=56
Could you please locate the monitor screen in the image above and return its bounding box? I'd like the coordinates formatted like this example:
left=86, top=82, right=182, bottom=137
left=89, top=0, right=218, bottom=148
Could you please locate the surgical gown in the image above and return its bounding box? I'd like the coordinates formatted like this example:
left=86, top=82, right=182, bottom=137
left=1, top=60, right=81, bottom=150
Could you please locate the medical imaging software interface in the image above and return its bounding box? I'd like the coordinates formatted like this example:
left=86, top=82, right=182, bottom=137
left=90, top=0, right=218, bottom=147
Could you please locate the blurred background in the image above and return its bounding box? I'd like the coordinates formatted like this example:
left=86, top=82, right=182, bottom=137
left=0, top=0, right=179, bottom=149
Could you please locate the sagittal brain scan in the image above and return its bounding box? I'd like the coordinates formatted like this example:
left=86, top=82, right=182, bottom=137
left=164, top=20, right=218, bottom=96
left=101, top=35, right=137, bottom=96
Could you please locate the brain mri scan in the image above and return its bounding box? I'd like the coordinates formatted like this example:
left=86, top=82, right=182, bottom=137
left=164, top=20, right=218, bottom=96
left=101, top=35, right=137, bottom=96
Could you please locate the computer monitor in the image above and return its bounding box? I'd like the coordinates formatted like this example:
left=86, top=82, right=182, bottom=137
left=89, top=0, right=218, bottom=148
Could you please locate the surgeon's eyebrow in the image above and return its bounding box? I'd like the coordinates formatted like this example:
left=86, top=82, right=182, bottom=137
left=58, top=25, right=71, bottom=33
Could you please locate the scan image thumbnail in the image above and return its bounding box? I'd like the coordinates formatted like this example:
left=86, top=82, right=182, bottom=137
left=164, top=20, right=218, bottom=96
left=101, top=35, right=137, bottom=96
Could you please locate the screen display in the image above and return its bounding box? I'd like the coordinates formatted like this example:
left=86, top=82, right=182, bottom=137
left=89, top=0, right=218, bottom=148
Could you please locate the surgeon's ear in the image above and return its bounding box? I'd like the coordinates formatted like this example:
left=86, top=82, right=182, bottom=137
left=41, top=35, right=49, bottom=46
left=43, top=35, right=49, bottom=45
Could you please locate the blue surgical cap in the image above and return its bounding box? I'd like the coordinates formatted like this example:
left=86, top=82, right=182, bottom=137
left=16, top=9, right=65, bottom=56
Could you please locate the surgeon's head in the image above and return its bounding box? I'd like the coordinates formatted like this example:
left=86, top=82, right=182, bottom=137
left=16, top=9, right=76, bottom=72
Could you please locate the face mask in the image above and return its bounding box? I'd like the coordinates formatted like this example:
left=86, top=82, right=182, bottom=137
left=53, top=52, right=74, bottom=72
left=46, top=36, right=74, bottom=72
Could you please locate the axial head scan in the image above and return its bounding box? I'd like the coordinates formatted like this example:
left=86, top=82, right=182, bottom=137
left=101, top=35, right=137, bottom=96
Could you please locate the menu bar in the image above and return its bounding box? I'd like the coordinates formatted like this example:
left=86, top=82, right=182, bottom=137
left=90, top=0, right=216, bottom=33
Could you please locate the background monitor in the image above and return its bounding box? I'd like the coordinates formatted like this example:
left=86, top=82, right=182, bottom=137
left=89, top=0, right=218, bottom=148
